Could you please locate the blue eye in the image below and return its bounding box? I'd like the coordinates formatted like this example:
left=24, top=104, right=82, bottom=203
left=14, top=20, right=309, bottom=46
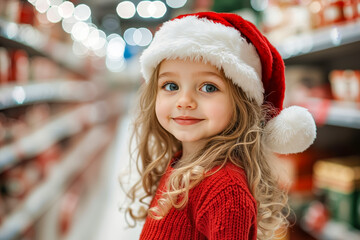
left=201, top=84, right=218, bottom=93
left=163, top=82, right=179, bottom=91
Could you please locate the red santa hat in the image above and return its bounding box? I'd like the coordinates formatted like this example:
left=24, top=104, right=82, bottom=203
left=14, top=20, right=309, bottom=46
left=140, top=12, right=316, bottom=154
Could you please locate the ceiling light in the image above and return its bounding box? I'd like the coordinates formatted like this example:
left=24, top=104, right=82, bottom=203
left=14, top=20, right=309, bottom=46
left=62, top=16, right=77, bottom=33
left=74, top=4, right=91, bottom=21
left=151, top=1, right=166, bottom=18
left=166, top=0, right=187, bottom=8
left=107, top=34, right=125, bottom=60
left=106, top=57, right=126, bottom=72
left=116, top=1, right=136, bottom=19
left=137, top=1, right=151, bottom=18
left=73, top=41, right=88, bottom=56
left=35, top=0, right=50, bottom=13
left=134, top=28, right=153, bottom=46
left=47, top=6, right=62, bottom=23
left=58, top=1, right=75, bottom=18
left=124, top=28, right=136, bottom=46
left=71, top=21, right=90, bottom=41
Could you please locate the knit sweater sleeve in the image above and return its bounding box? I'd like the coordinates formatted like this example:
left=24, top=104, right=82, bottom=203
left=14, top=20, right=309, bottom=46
left=194, top=168, right=257, bottom=240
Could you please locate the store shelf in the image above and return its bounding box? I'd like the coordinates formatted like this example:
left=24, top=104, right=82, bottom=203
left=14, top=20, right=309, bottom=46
left=0, top=80, right=103, bottom=110
left=0, top=93, right=125, bottom=173
left=277, top=21, right=360, bottom=64
left=300, top=220, right=360, bottom=240
left=295, top=98, right=360, bottom=129
left=0, top=125, right=113, bottom=240
left=0, top=18, right=86, bottom=77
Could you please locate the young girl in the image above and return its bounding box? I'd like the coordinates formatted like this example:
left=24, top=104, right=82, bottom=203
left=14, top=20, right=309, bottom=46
left=126, top=12, right=316, bottom=240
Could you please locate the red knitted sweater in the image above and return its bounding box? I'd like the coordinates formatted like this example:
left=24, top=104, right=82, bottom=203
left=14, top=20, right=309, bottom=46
left=140, top=156, right=258, bottom=240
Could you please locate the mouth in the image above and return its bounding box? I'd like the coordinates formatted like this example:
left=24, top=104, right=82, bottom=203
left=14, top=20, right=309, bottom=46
left=172, top=116, right=203, bottom=125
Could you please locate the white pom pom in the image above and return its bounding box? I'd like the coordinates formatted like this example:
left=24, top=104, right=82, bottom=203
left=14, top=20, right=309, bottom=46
left=264, top=106, right=316, bottom=154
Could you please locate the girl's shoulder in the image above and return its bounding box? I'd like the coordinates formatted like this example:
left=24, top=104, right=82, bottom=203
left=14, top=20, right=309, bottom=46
left=191, top=162, right=256, bottom=208
left=204, top=162, right=250, bottom=190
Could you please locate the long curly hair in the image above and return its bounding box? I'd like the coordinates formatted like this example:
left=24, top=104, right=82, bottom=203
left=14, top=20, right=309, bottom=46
left=125, top=63, right=290, bottom=240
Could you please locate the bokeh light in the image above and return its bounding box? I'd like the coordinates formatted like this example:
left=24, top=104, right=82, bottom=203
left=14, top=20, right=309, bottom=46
left=106, top=34, right=126, bottom=60
left=73, top=41, right=89, bottom=56
left=137, top=1, right=151, bottom=18
left=35, top=0, right=51, bottom=13
left=137, top=1, right=167, bottom=18
left=166, top=0, right=187, bottom=8
left=71, top=21, right=90, bottom=41
left=116, top=1, right=136, bottom=19
left=124, top=28, right=153, bottom=46
left=46, top=6, right=62, bottom=23
left=58, top=1, right=75, bottom=18
left=134, top=28, right=153, bottom=46
left=151, top=1, right=167, bottom=18
left=74, top=4, right=91, bottom=21
left=62, top=16, right=77, bottom=33
left=106, top=57, right=126, bottom=72
left=124, top=28, right=136, bottom=46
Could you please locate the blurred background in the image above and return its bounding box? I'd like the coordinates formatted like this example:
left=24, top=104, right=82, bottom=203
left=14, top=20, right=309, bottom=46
left=0, top=0, right=360, bottom=239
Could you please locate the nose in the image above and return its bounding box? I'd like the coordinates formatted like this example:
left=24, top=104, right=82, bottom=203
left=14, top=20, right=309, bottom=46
left=176, top=91, right=197, bottom=109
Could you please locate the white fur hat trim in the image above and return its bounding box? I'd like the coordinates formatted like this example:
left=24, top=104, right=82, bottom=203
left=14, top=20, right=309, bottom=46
left=140, top=15, right=264, bottom=106
left=264, top=106, right=317, bottom=154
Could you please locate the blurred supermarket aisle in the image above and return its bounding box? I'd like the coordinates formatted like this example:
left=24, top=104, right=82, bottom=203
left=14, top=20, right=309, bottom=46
left=91, top=113, right=143, bottom=240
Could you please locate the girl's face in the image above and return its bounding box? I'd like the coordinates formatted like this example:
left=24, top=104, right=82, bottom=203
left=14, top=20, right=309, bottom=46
left=155, top=59, right=234, bottom=145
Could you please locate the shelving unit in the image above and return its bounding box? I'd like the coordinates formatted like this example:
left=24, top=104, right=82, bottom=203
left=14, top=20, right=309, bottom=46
left=0, top=7, right=127, bottom=240
left=296, top=98, right=360, bottom=129
left=278, top=20, right=360, bottom=65
left=0, top=93, right=125, bottom=172
left=0, top=80, right=102, bottom=110
left=0, top=125, right=113, bottom=240
left=279, top=20, right=360, bottom=240
left=0, top=18, right=87, bottom=77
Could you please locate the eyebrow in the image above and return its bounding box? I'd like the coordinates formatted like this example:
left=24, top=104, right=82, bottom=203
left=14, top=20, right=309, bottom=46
left=193, top=71, right=224, bottom=80
left=158, top=72, right=178, bottom=80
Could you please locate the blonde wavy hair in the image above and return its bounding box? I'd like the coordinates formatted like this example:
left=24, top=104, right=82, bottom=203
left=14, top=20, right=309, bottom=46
left=125, top=64, right=290, bottom=240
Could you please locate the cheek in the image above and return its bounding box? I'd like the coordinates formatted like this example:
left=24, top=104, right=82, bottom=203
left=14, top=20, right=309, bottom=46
left=155, top=95, right=168, bottom=124
left=207, top=98, right=233, bottom=127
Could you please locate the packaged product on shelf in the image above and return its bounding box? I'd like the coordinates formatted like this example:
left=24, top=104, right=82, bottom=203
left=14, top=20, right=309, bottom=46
left=307, top=0, right=325, bottom=29
left=0, top=142, right=62, bottom=215
left=0, top=164, right=32, bottom=214
left=0, top=0, right=20, bottom=23
left=30, top=56, right=60, bottom=81
left=0, top=113, right=8, bottom=146
left=18, top=0, right=35, bottom=25
left=343, top=0, right=359, bottom=21
left=25, top=104, right=51, bottom=129
left=276, top=150, right=319, bottom=194
left=322, top=0, right=346, bottom=25
left=58, top=180, right=83, bottom=237
left=262, top=1, right=312, bottom=44
left=35, top=144, right=62, bottom=178
left=284, top=66, right=330, bottom=106
left=8, top=49, right=30, bottom=84
left=302, top=200, right=330, bottom=233
left=0, top=113, right=28, bottom=146
left=313, top=156, right=360, bottom=229
left=14, top=49, right=29, bottom=84
left=0, top=47, right=10, bottom=85
left=329, top=70, right=360, bottom=102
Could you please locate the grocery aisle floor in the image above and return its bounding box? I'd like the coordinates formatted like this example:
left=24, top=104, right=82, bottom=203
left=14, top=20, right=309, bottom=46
left=91, top=111, right=144, bottom=240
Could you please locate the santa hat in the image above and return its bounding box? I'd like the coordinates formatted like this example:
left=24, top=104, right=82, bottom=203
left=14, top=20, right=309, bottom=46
left=140, top=12, right=316, bottom=154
